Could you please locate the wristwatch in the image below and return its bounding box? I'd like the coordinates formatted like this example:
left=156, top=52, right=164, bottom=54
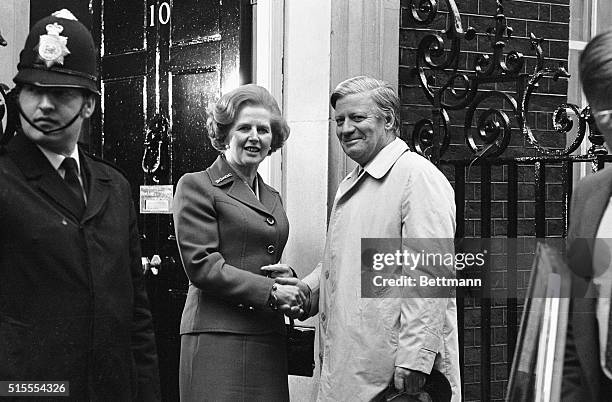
left=268, top=283, right=279, bottom=311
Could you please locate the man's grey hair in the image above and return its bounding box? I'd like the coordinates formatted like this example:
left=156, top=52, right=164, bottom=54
left=330, top=76, right=401, bottom=135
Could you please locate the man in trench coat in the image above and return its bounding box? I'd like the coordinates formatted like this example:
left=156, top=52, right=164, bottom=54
left=0, top=10, right=160, bottom=401
left=281, top=76, right=461, bottom=401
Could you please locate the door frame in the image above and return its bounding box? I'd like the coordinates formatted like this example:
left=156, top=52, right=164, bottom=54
left=254, top=0, right=284, bottom=191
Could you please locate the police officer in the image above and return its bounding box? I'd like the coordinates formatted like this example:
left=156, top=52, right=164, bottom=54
left=0, top=10, right=160, bottom=401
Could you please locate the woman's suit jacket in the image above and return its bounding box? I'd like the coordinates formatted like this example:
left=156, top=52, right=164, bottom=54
left=173, top=155, right=289, bottom=335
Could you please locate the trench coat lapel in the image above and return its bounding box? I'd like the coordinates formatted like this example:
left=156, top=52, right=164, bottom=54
left=335, top=138, right=409, bottom=203
left=335, top=166, right=365, bottom=202
left=81, top=152, right=112, bottom=223
left=208, top=155, right=275, bottom=216
left=7, top=133, right=84, bottom=221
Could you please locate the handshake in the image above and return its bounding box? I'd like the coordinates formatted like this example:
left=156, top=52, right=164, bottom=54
left=261, top=264, right=311, bottom=319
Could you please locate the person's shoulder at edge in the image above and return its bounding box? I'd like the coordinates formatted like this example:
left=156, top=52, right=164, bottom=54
left=177, top=170, right=208, bottom=183
left=83, top=150, right=130, bottom=185
left=573, top=165, right=612, bottom=195
left=172, top=172, right=213, bottom=207
left=396, top=148, right=438, bottom=171
left=395, top=148, right=454, bottom=188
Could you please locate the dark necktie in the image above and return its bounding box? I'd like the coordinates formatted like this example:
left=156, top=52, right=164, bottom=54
left=61, top=157, right=86, bottom=214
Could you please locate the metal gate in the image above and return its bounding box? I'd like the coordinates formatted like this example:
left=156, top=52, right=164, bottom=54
left=446, top=156, right=612, bottom=400
left=403, top=0, right=611, bottom=400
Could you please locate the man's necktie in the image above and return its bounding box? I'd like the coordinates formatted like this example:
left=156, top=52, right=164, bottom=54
left=61, top=157, right=86, bottom=214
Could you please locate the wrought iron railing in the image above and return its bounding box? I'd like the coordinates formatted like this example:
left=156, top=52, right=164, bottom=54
left=0, top=26, right=9, bottom=148
left=404, top=2, right=612, bottom=400
left=407, top=0, right=608, bottom=172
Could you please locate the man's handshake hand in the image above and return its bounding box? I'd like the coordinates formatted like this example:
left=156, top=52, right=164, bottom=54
left=275, top=277, right=311, bottom=319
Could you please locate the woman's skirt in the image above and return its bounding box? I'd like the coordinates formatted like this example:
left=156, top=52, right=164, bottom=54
left=179, top=331, right=289, bottom=402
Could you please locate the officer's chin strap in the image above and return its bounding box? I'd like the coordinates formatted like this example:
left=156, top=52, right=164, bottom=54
left=17, top=103, right=83, bottom=135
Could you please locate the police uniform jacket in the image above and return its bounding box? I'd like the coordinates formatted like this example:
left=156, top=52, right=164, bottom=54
left=0, top=133, right=160, bottom=401
left=173, top=155, right=289, bottom=336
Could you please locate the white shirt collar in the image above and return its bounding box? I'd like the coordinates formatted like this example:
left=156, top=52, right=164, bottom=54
left=37, top=144, right=82, bottom=175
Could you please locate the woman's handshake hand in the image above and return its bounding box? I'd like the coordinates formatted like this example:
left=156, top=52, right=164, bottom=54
left=270, top=283, right=305, bottom=319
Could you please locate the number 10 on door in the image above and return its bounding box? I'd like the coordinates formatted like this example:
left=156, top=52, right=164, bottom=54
left=150, top=2, right=171, bottom=26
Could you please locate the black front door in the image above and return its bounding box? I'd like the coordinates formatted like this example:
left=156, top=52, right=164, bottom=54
left=88, top=1, right=252, bottom=400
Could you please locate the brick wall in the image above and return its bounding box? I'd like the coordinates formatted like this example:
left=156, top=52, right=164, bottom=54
left=399, top=1, right=570, bottom=401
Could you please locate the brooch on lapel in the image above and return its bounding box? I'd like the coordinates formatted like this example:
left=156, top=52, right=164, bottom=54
left=215, top=173, right=232, bottom=184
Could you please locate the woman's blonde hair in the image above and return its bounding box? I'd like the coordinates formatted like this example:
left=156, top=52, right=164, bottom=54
left=207, top=84, right=289, bottom=153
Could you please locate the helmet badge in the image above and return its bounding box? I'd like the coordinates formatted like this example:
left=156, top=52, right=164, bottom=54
left=36, top=23, right=70, bottom=68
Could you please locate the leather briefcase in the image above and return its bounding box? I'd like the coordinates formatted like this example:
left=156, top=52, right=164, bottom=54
left=286, top=318, right=315, bottom=377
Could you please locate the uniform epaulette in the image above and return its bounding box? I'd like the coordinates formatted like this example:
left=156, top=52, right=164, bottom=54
left=82, top=150, right=130, bottom=180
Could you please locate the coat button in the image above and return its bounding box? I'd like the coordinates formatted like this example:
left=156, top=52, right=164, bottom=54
left=267, top=245, right=275, bottom=254
left=266, top=217, right=275, bottom=225
left=325, top=271, right=329, bottom=279
left=321, top=312, right=326, bottom=321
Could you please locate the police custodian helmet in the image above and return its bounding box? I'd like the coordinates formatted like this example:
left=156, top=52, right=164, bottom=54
left=13, top=9, right=100, bottom=95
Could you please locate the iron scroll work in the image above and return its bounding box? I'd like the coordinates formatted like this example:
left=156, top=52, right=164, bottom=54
left=408, top=0, right=608, bottom=170
left=0, top=27, right=13, bottom=150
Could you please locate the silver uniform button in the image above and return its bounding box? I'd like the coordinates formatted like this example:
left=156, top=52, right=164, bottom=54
left=266, top=217, right=275, bottom=225
left=267, top=245, right=275, bottom=254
